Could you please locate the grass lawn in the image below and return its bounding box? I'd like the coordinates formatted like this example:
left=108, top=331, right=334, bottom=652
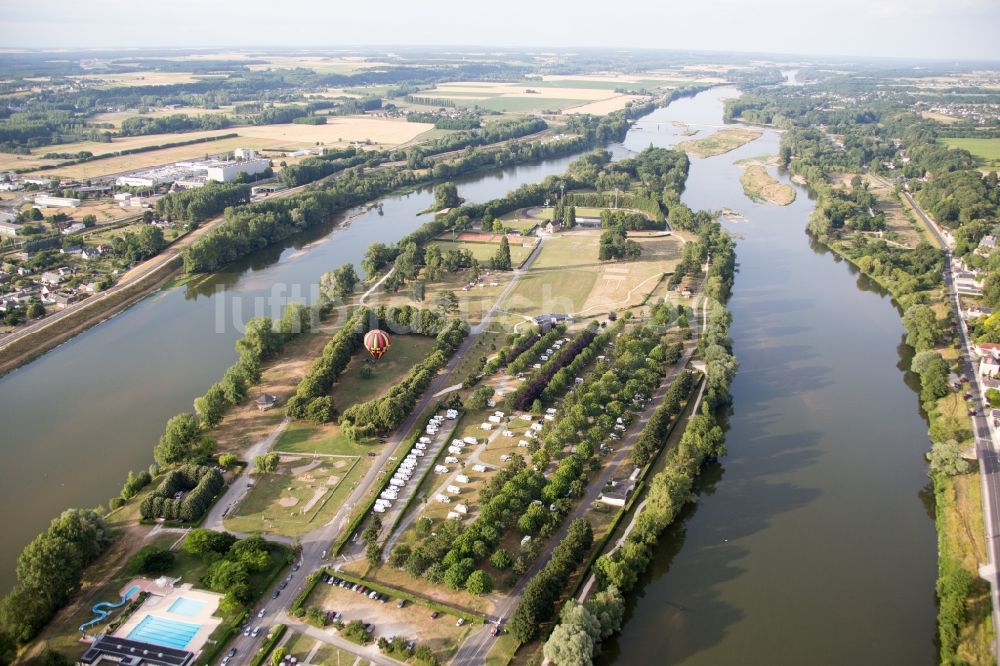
left=282, top=632, right=361, bottom=664
left=329, top=334, right=438, bottom=408
left=938, top=472, right=994, bottom=665
left=503, top=234, right=601, bottom=319
left=429, top=239, right=534, bottom=266
left=484, top=632, right=520, bottom=666
left=224, top=456, right=366, bottom=537
left=941, top=137, right=1000, bottom=168
left=274, top=423, right=372, bottom=456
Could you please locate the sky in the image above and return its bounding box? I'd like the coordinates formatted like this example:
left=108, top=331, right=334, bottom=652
left=1, top=0, right=998, bottom=61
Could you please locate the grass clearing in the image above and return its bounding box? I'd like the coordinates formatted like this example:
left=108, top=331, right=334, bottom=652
left=429, top=238, right=535, bottom=266
left=739, top=164, right=796, bottom=206
left=941, top=137, right=1000, bottom=168
left=329, top=334, right=438, bottom=408
left=224, top=456, right=367, bottom=537
left=938, top=472, right=994, bottom=665
left=678, top=127, right=763, bottom=158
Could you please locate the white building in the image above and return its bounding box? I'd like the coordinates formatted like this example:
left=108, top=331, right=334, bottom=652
left=204, top=157, right=271, bottom=183
left=34, top=195, right=80, bottom=208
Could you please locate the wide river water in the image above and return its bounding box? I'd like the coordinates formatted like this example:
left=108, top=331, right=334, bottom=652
left=0, top=87, right=937, bottom=663
left=600, top=88, right=938, bottom=663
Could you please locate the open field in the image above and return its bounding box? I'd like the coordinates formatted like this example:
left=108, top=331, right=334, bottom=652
left=69, top=71, right=204, bottom=87
left=24, top=118, right=434, bottom=179
left=739, top=164, right=796, bottom=205
left=430, top=238, right=536, bottom=266
left=210, top=330, right=333, bottom=455
left=564, top=95, right=645, bottom=115
left=225, top=455, right=365, bottom=536
left=308, top=578, right=473, bottom=662
left=274, top=423, right=372, bottom=457
left=89, top=106, right=237, bottom=128
left=502, top=230, right=681, bottom=320
left=678, top=127, right=763, bottom=157
left=414, top=80, right=639, bottom=114
left=941, top=137, right=1000, bottom=168
left=868, top=177, right=922, bottom=247
left=329, top=334, right=438, bottom=407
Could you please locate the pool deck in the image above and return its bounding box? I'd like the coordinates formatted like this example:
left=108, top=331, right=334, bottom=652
left=113, top=584, right=223, bottom=655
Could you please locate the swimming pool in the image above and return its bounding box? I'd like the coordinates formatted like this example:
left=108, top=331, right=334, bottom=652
left=167, top=597, right=206, bottom=617
left=126, top=615, right=201, bottom=649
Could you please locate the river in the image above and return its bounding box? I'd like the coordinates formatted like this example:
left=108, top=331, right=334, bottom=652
left=1, top=88, right=939, bottom=662
left=600, top=88, right=937, bottom=663
left=0, top=148, right=627, bottom=594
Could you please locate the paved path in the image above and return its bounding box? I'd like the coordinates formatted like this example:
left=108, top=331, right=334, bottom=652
left=202, top=417, right=291, bottom=532
left=576, top=375, right=707, bottom=603
left=276, top=615, right=407, bottom=666
left=905, top=191, right=1000, bottom=659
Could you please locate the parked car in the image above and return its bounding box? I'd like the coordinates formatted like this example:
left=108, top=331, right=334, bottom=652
left=228, top=648, right=237, bottom=658
left=251, top=626, right=262, bottom=638
left=257, top=608, right=266, bottom=618
left=456, top=618, right=465, bottom=626
left=397, top=599, right=406, bottom=608
left=271, top=590, right=280, bottom=599
left=431, top=611, right=440, bottom=619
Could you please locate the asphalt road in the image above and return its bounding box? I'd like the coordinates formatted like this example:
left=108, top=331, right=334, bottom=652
left=905, top=191, right=1000, bottom=658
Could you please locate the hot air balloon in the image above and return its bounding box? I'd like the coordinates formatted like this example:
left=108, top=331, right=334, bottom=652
left=364, top=329, right=392, bottom=361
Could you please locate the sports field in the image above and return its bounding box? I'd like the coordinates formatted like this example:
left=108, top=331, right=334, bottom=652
left=502, top=230, right=683, bottom=321
left=224, top=455, right=365, bottom=536
left=430, top=238, right=536, bottom=266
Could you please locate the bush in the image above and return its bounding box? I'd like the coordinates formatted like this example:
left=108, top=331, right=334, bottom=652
left=139, top=466, right=224, bottom=522
left=127, top=545, right=174, bottom=575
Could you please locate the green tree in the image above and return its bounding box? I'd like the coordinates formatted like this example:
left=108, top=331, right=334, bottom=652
left=218, top=453, right=237, bottom=468
left=254, top=452, right=280, bottom=473
left=902, top=304, right=940, bottom=352
left=230, top=535, right=270, bottom=572
left=183, top=529, right=236, bottom=558
left=434, top=182, right=459, bottom=210
left=204, top=559, right=250, bottom=601
left=465, top=570, right=493, bottom=595
left=927, top=439, right=974, bottom=477
left=490, top=548, right=513, bottom=570
left=493, top=236, right=512, bottom=270
left=435, top=290, right=459, bottom=316
left=26, top=301, right=44, bottom=318
left=542, top=622, right=595, bottom=666
left=127, top=545, right=174, bottom=575
left=154, top=413, right=201, bottom=466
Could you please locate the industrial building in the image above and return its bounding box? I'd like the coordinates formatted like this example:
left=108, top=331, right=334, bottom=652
left=34, top=195, right=81, bottom=208
left=115, top=151, right=271, bottom=189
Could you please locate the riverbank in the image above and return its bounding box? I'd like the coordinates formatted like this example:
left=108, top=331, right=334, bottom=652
left=800, top=173, right=994, bottom=663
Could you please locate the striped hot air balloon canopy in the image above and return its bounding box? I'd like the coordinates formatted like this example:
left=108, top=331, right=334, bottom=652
left=364, top=328, right=392, bottom=360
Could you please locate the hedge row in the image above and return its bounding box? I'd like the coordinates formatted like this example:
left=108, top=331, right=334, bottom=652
left=506, top=325, right=566, bottom=376
left=508, top=324, right=598, bottom=411
left=139, top=465, right=223, bottom=522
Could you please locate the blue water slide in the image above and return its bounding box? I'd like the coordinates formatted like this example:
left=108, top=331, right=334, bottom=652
left=79, top=584, right=141, bottom=633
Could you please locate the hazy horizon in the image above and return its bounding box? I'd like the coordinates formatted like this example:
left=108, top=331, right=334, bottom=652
left=2, top=0, right=998, bottom=61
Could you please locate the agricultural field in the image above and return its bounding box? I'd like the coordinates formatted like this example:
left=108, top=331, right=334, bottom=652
left=24, top=118, right=435, bottom=180
left=941, top=137, right=1000, bottom=169
left=69, top=71, right=206, bottom=87
left=564, top=95, right=645, bottom=115
left=89, top=106, right=238, bottom=129
left=224, top=455, right=364, bottom=536
left=412, top=81, right=640, bottom=114
left=677, top=127, right=763, bottom=157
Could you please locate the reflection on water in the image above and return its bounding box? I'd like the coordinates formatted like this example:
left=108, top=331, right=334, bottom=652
left=603, top=87, right=936, bottom=665
left=0, top=149, right=604, bottom=593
